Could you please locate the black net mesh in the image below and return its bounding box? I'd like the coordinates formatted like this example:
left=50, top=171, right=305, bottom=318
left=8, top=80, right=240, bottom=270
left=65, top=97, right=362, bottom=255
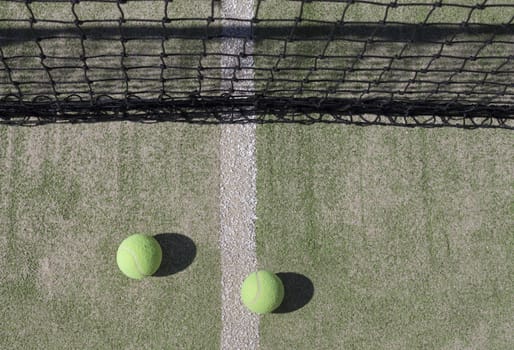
left=0, top=0, right=512, bottom=127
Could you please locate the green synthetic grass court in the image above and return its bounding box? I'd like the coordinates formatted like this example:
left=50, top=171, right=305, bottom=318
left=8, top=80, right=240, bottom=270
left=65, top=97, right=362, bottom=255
left=1, top=1, right=513, bottom=349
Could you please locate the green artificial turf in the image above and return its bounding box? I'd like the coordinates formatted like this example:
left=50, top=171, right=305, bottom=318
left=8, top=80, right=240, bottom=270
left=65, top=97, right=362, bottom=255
left=256, top=124, right=514, bottom=349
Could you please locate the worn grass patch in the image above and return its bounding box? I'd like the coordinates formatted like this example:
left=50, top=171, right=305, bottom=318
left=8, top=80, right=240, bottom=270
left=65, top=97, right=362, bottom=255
left=256, top=125, right=513, bottom=349
left=0, top=123, right=221, bottom=349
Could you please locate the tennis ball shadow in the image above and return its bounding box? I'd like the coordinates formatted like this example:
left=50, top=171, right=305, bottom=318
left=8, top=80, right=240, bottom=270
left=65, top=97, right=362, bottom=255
left=152, top=233, right=196, bottom=277
left=273, top=272, right=314, bottom=314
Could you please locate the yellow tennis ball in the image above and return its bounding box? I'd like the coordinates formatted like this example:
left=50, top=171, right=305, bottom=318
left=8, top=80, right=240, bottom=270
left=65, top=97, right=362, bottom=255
left=116, top=234, right=162, bottom=279
left=241, top=270, right=284, bottom=314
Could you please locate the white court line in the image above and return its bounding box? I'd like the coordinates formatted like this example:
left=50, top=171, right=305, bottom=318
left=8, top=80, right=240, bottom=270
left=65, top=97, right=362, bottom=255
left=219, top=0, right=259, bottom=349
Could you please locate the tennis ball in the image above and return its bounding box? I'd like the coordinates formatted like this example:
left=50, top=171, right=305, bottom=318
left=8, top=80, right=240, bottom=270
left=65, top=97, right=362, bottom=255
left=116, top=234, right=162, bottom=279
left=241, top=270, right=284, bottom=314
